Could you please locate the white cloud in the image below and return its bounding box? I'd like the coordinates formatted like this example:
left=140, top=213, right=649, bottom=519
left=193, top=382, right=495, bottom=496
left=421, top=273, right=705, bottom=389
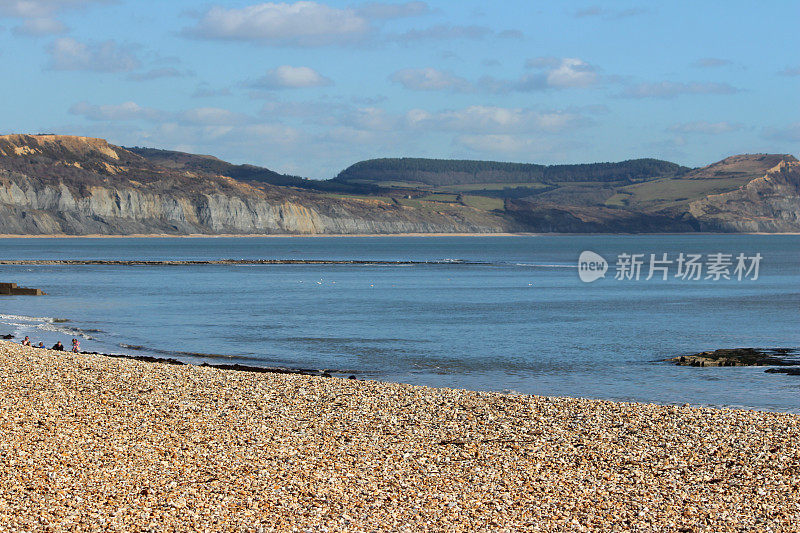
left=477, top=57, right=599, bottom=93
left=47, top=37, right=141, bottom=72
left=405, top=105, right=588, bottom=133
left=544, top=58, right=598, bottom=88
left=523, top=57, right=598, bottom=88
left=389, top=67, right=469, bottom=91
left=183, top=2, right=371, bottom=46
left=183, top=2, right=519, bottom=48
left=62, top=98, right=595, bottom=177
left=620, top=81, right=739, bottom=99
left=0, top=0, right=102, bottom=17
left=0, top=0, right=110, bottom=36
left=249, top=65, right=333, bottom=89
left=779, top=66, right=800, bottom=76
left=668, top=121, right=742, bottom=134
left=388, top=59, right=599, bottom=94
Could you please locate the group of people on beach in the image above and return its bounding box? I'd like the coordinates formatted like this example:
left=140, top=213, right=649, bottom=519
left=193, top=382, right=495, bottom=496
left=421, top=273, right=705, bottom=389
left=21, top=336, right=80, bottom=353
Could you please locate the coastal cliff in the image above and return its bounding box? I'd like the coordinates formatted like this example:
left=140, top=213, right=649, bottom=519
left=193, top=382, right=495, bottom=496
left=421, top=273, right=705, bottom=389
left=0, top=134, right=798, bottom=235
left=0, top=178, right=511, bottom=235
left=0, top=135, right=513, bottom=235
left=688, top=158, right=800, bottom=232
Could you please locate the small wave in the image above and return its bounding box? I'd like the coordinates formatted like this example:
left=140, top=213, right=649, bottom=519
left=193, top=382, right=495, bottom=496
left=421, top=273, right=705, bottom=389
left=0, top=313, right=100, bottom=340
left=36, top=323, right=99, bottom=340
left=0, top=313, right=65, bottom=323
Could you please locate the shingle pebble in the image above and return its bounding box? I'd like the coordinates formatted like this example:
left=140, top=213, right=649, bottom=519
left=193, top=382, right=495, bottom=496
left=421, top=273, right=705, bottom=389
left=1, top=340, right=798, bottom=531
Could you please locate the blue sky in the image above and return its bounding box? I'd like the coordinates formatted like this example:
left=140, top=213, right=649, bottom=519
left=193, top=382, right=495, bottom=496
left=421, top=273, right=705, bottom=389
left=1, top=0, right=798, bottom=177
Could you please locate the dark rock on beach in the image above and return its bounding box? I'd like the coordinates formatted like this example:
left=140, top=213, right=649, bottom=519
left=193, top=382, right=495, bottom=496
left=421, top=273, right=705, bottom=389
left=80, top=349, right=338, bottom=378
left=668, top=348, right=800, bottom=375
left=765, top=367, right=800, bottom=376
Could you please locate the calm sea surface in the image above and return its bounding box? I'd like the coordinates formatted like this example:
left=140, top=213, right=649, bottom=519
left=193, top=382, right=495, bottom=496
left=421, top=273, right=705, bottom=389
left=1, top=235, right=798, bottom=412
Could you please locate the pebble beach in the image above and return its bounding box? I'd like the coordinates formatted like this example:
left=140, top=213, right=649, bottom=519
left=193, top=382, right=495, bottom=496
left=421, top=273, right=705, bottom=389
left=0, top=340, right=798, bottom=531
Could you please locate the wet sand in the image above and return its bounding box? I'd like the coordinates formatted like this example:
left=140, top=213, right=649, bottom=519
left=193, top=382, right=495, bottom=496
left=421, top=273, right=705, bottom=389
left=0, top=340, right=798, bottom=531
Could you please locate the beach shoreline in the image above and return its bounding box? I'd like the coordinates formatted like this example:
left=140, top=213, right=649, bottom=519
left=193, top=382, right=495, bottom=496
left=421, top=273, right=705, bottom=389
left=1, top=339, right=798, bottom=530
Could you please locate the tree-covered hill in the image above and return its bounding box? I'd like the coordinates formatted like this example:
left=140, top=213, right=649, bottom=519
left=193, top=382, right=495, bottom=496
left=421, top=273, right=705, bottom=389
left=334, top=157, right=690, bottom=186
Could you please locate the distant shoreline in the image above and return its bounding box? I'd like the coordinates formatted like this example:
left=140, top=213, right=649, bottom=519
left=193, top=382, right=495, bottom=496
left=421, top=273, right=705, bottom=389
left=1, top=232, right=799, bottom=238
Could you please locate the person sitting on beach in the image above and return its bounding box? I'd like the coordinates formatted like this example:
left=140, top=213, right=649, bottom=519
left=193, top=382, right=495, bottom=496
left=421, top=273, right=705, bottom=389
left=37, top=342, right=44, bottom=348
left=21, top=336, right=31, bottom=346
left=52, top=341, right=64, bottom=351
left=71, top=338, right=80, bottom=353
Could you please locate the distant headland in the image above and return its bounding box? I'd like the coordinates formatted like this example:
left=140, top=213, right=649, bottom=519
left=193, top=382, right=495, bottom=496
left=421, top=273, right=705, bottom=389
left=1, top=133, right=798, bottom=236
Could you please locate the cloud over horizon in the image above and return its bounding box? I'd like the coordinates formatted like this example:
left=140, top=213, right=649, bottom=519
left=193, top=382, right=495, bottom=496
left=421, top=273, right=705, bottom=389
left=62, top=97, right=595, bottom=176
left=405, top=105, right=590, bottom=134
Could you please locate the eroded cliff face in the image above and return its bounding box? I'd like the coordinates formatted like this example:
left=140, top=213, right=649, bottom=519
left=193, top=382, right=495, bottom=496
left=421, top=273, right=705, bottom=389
left=688, top=159, right=800, bottom=232
left=0, top=179, right=515, bottom=235
left=0, top=135, right=514, bottom=235
left=1, top=134, right=798, bottom=235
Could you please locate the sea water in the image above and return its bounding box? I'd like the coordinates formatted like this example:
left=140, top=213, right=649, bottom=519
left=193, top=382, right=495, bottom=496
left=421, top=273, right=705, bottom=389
left=1, top=235, right=798, bottom=412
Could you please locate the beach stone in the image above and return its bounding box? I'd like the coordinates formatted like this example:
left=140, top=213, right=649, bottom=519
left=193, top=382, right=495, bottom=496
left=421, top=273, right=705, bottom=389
left=0, top=339, right=798, bottom=530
